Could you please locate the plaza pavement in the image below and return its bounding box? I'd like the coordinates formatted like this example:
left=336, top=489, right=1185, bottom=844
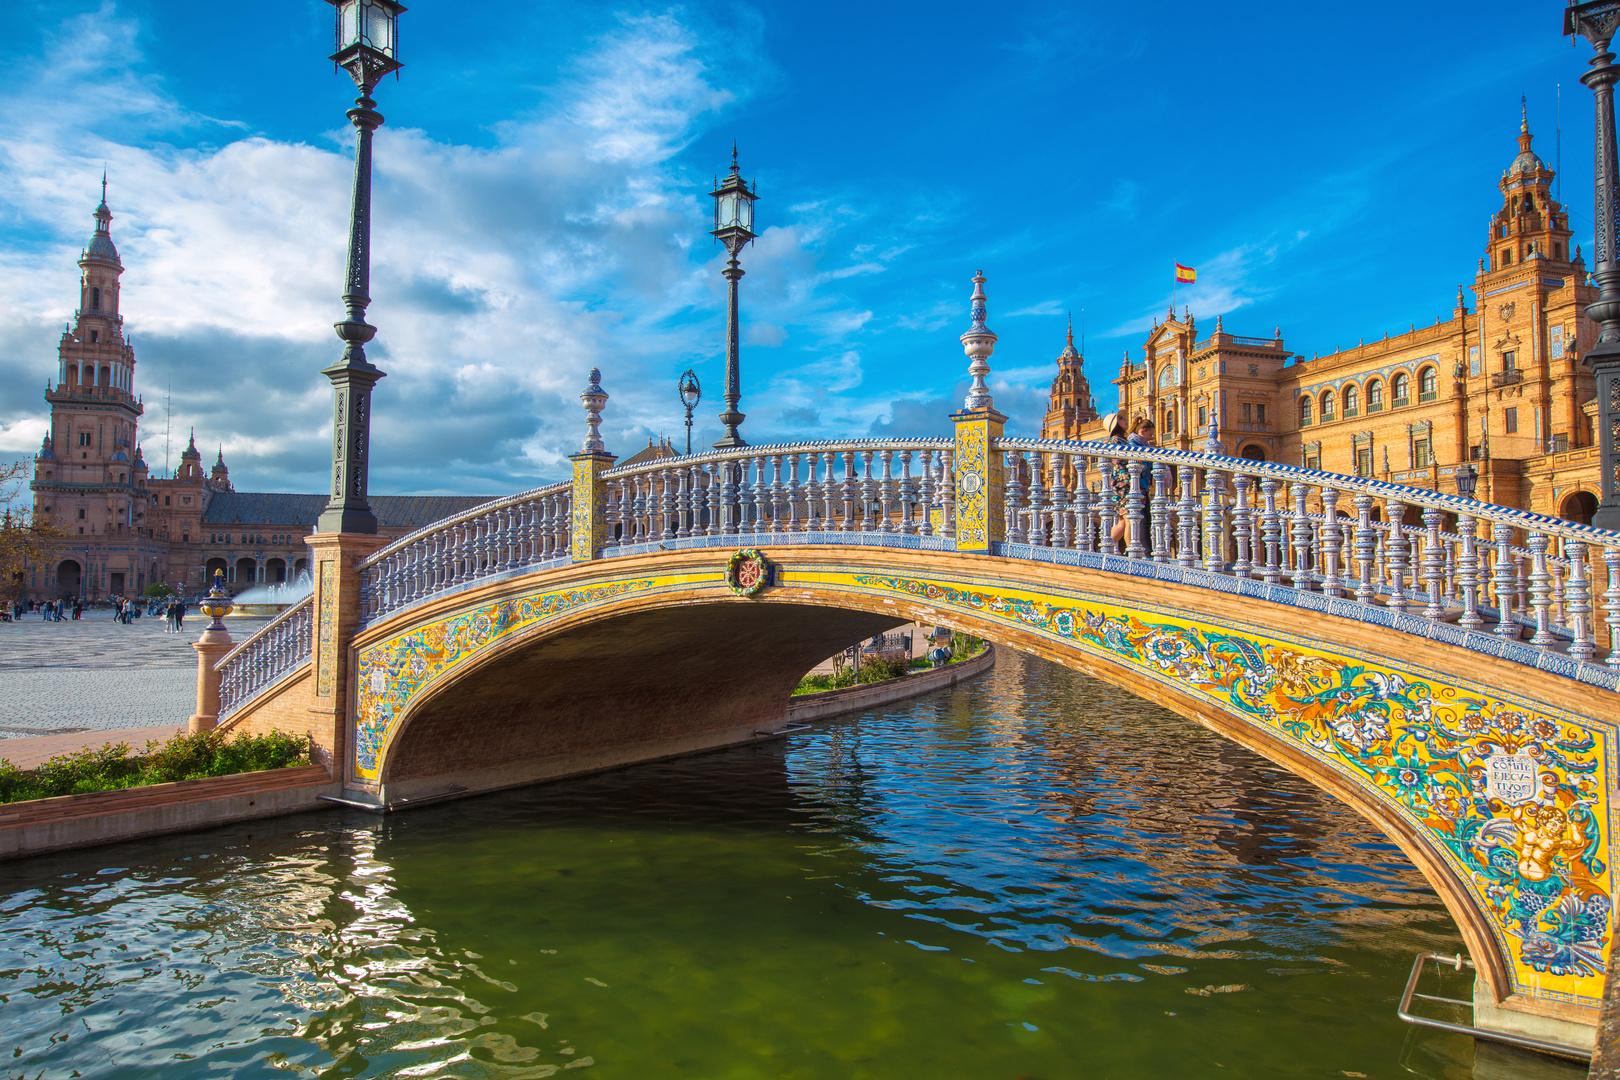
left=0, top=609, right=267, bottom=766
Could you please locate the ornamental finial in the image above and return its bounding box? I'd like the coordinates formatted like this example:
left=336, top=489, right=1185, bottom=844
left=580, top=367, right=608, bottom=453
left=960, top=270, right=997, bottom=410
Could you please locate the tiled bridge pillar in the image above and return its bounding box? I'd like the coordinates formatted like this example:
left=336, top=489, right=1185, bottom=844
left=571, top=367, right=616, bottom=562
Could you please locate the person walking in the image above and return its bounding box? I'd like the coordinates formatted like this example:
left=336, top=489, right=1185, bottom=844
left=1126, top=415, right=1157, bottom=554
left=1100, top=412, right=1131, bottom=546
left=175, top=599, right=186, bottom=633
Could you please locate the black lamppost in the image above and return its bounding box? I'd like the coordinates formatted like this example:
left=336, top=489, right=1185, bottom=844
left=678, top=369, right=701, bottom=455
left=710, top=146, right=758, bottom=449
left=1567, top=1, right=1620, bottom=530
left=317, top=0, right=404, bottom=535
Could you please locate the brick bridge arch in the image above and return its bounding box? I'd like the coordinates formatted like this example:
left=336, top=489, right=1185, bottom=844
left=306, top=541, right=1613, bottom=1034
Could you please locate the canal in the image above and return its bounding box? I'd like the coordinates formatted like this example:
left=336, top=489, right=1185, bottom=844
left=1, top=651, right=1579, bottom=1078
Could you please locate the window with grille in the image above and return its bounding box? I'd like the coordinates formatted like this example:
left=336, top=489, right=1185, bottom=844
left=1299, top=396, right=1312, bottom=425
left=1356, top=448, right=1373, bottom=477
left=1419, top=367, right=1438, bottom=402
left=1413, top=439, right=1431, bottom=468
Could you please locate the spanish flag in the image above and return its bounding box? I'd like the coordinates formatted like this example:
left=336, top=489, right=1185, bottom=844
left=1175, top=263, right=1197, bottom=284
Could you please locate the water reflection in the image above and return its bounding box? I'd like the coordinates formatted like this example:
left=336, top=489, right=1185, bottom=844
left=2, top=650, right=1537, bottom=1078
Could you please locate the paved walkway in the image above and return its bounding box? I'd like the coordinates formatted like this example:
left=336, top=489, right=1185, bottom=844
left=0, top=610, right=267, bottom=746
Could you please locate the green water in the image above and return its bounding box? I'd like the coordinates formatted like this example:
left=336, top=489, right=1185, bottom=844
left=1, top=652, right=1582, bottom=1078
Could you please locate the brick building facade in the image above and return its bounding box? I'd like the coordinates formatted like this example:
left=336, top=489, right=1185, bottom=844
left=25, top=193, right=490, bottom=601
left=1043, top=113, right=1602, bottom=524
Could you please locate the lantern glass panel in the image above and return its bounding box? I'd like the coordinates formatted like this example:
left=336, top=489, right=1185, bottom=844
left=718, top=191, right=742, bottom=230
left=366, top=2, right=395, bottom=54
left=338, top=1, right=360, bottom=49
left=736, top=192, right=753, bottom=232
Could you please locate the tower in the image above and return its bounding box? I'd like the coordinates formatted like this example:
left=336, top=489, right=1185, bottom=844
left=1040, top=315, right=1099, bottom=438
left=1468, top=103, right=1593, bottom=461
left=31, top=183, right=148, bottom=597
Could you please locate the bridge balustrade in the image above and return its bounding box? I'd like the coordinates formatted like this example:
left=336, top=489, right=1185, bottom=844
left=215, top=595, right=315, bottom=722
left=599, top=438, right=956, bottom=544
left=354, top=481, right=573, bottom=624
left=994, top=437, right=1620, bottom=665
left=213, top=436, right=1620, bottom=730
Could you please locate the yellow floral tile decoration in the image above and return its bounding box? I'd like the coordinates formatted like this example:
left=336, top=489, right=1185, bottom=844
left=352, top=575, right=670, bottom=781
left=833, top=570, right=1612, bottom=1010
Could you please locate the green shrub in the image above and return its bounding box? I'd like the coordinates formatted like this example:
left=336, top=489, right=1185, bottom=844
left=142, top=583, right=176, bottom=598
left=951, top=634, right=984, bottom=661
left=0, top=730, right=312, bottom=804
left=857, top=656, right=911, bottom=683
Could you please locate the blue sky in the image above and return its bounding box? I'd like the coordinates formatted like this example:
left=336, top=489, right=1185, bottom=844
left=0, top=1, right=1592, bottom=495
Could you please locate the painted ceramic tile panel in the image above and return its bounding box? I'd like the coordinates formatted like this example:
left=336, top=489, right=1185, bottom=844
left=316, top=560, right=337, bottom=697
left=352, top=572, right=715, bottom=781
left=955, top=420, right=991, bottom=549
left=812, top=567, right=1612, bottom=1009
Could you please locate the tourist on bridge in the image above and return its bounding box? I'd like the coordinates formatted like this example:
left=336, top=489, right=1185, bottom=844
left=1101, top=412, right=1130, bottom=545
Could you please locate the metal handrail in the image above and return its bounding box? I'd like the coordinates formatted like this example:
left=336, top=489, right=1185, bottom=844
left=1396, top=952, right=1591, bottom=1062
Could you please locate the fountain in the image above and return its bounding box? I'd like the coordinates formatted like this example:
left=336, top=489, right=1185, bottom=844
left=229, top=569, right=313, bottom=617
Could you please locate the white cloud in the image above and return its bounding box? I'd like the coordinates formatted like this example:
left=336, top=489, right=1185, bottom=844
left=0, top=5, right=873, bottom=494
left=1004, top=300, right=1066, bottom=317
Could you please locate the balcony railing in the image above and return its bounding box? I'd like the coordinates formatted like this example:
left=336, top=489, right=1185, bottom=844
left=1491, top=371, right=1523, bottom=388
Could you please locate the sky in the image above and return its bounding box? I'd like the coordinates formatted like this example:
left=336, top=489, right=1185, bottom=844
left=0, top=1, right=1595, bottom=496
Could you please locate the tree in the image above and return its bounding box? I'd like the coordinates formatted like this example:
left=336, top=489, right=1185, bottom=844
left=0, top=460, right=65, bottom=599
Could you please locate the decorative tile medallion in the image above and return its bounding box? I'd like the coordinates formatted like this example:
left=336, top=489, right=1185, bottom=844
left=315, top=559, right=337, bottom=698
left=725, top=548, right=770, bottom=596
left=781, top=566, right=1611, bottom=1009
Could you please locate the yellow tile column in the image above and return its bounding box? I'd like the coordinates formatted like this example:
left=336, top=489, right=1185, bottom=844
left=952, top=270, right=1005, bottom=553
left=571, top=368, right=616, bottom=561
left=308, top=530, right=389, bottom=795
left=953, top=407, right=1006, bottom=552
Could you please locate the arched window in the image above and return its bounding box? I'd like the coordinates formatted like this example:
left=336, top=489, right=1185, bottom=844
left=1367, top=379, right=1383, bottom=412
left=1299, top=395, right=1312, bottom=425
left=1392, top=372, right=1410, bottom=405
left=1343, top=385, right=1359, bottom=417
left=1419, top=366, right=1438, bottom=401
left=1320, top=391, right=1335, bottom=420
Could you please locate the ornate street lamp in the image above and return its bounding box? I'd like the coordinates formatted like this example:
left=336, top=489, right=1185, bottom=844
left=317, top=0, right=405, bottom=535
left=1566, top=1, right=1620, bottom=529
left=1456, top=462, right=1478, bottom=500
left=710, top=146, right=759, bottom=449
left=678, top=369, right=701, bottom=455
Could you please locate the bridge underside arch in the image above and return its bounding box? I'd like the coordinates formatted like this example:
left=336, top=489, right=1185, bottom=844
left=350, top=545, right=1613, bottom=1026
left=383, top=602, right=903, bottom=788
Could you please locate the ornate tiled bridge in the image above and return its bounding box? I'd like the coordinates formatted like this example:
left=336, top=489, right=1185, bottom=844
left=202, top=349, right=1620, bottom=1047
